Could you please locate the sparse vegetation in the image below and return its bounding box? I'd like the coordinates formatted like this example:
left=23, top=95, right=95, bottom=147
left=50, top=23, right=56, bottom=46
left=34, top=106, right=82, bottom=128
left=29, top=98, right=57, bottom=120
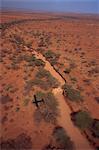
left=24, top=54, right=45, bottom=67
left=44, top=50, right=60, bottom=65
left=33, top=68, right=59, bottom=90
left=34, top=58, right=45, bottom=67
left=10, top=34, right=24, bottom=45
left=62, top=84, right=83, bottom=102
left=1, top=12, right=99, bottom=149
left=34, top=91, right=59, bottom=124
left=33, top=78, right=51, bottom=90
left=88, top=67, right=99, bottom=76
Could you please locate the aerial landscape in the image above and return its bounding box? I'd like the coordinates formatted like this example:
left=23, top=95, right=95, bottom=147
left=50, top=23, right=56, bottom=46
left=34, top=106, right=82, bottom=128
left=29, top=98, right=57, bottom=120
left=0, top=0, right=99, bottom=150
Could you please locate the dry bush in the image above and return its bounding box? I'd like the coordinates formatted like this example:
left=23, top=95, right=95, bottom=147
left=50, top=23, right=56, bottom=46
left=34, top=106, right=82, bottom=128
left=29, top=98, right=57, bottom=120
left=33, top=91, right=59, bottom=124
left=34, top=68, right=59, bottom=90
left=44, top=50, right=60, bottom=65
left=62, top=84, right=83, bottom=102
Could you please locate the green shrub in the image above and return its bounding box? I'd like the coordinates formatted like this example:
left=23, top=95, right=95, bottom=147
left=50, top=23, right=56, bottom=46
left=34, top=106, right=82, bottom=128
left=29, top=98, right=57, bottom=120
left=52, top=126, right=74, bottom=149
left=71, top=110, right=93, bottom=130
left=62, top=84, right=83, bottom=102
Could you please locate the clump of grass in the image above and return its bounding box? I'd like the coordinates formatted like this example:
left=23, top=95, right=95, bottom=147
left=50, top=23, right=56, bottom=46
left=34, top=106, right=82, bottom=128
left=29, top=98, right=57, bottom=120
left=62, top=84, right=83, bottom=102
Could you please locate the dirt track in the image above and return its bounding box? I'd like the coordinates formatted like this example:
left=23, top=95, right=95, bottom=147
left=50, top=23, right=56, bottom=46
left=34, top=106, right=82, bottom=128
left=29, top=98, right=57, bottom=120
left=30, top=48, right=93, bottom=150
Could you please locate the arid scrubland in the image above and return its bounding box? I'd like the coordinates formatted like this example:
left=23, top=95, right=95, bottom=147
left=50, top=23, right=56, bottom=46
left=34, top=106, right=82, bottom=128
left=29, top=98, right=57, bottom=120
left=0, top=12, right=99, bottom=149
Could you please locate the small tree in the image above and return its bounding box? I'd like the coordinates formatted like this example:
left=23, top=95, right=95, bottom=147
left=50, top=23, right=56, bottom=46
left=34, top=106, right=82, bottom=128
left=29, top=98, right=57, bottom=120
left=71, top=110, right=93, bottom=130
